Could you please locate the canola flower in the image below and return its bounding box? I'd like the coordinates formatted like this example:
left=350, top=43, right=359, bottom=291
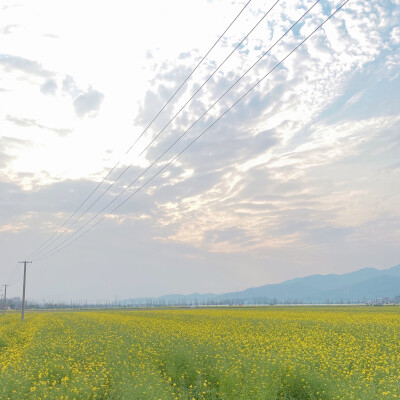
left=0, top=306, right=399, bottom=399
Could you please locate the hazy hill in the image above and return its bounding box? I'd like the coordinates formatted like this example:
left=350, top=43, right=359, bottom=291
left=123, top=264, right=400, bottom=304
left=220, top=264, right=400, bottom=302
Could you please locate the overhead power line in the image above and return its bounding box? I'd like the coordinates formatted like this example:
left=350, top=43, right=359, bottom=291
left=33, top=0, right=321, bottom=261
left=27, top=0, right=253, bottom=261
left=33, top=0, right=315, bottom=262
left=34, top=0, right=350, bottom=263
left=5, top=262, right=20, bottom=285
left=8, top=266, right=24, bottom=286
left=30, top=0, right=281, bottom=262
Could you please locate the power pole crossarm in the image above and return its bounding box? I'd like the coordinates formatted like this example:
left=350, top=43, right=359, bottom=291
left=19, top=261, right=32, bottom=321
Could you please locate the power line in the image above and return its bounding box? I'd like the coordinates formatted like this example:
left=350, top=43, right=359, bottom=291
left=27, top=0, right=253, bottom=261
left=33, top=0, right=318, bottom=262
left=5, top=262, right=20, bottom=285
left=30, top=0, right=281, bottom=262
left=8, top=266, right=24, bottom=286
left=35, top=0, right=350, bottom=263
left=33, top=0, right=321, bottom=261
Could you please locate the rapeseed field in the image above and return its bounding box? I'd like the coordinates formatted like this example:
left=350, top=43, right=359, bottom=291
left=0, top=307, right=399, bottom=399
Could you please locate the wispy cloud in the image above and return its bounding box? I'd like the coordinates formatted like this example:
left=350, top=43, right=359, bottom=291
left=0, top=54, right=53, bottom=78
left=7, top=115, right=72, bottom=136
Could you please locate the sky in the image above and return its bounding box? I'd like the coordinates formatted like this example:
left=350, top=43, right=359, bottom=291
left=0, top=0, right=399, bottom=302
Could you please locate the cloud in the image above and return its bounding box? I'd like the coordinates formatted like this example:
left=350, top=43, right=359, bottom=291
left=73, top=87, right=104, bottom=118
left=391, top=27, right=400, bottom=44
left=0, top=178, right=99, bottom=220
left=0, top=136, right=34, bottom=176
left=0, top=176, right=156, bottom=241
left=42, top=33, right=58, bottom=39
left=0, top=55, right=103, bottom=118
left=0, top=54, right=53, bottom=78
left=40, top=79, right=58, bottom=95
left=134, top=63, right=194, bottom=128
left=178, top=52, right=192, bottom=60
left=62, top=75, right=104, bottom=117
left=1, top=0, right=400, bottom=298
left=1, top=25, right=18, bottom=35
left=7, top=115, right=72, bottom=136
left=0, top=138, right=16, bottom=169
left=141, top=113, right=400, bottom=255
left=77, top=0, right=400, bottom=257
left=62, top=75, right=80, bottom=97
left=123, top=0, right=399, bottom=258
left=203, top=227, right=248, bottom=244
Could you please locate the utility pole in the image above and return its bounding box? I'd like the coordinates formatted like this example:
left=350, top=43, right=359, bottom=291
left=2, top=284, right=8, bottom=316
left=19, top=261, right=32, bottom=321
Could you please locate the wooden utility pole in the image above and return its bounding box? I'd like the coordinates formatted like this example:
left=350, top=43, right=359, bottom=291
left=19, top=261, right=32, bottom=321
left=2, top=284, right=8, bottom=316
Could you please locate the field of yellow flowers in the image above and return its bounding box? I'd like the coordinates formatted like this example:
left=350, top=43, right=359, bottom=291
left=0, top=306, right=399, bottom=399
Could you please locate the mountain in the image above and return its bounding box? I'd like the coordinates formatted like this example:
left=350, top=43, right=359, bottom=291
left=123, top=264, right=400, bottom=305
left=220, top=264, right=400, bottom=302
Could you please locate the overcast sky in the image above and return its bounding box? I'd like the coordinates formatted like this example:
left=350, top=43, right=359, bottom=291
left=0, top=0, right=399, bottom=301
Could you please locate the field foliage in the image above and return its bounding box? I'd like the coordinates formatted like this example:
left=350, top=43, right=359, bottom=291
left=0, top=307, right=399, bottom=399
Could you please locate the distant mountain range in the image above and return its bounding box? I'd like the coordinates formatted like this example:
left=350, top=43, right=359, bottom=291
left=124, top=264, right=400, bottom=305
